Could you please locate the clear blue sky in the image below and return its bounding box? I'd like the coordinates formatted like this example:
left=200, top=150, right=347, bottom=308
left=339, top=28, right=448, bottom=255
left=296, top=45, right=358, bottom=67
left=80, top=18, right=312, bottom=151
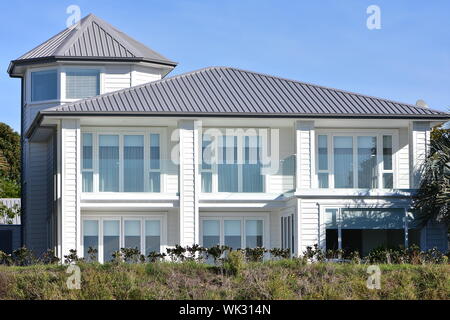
left=0, top=0, right=449, bottom=132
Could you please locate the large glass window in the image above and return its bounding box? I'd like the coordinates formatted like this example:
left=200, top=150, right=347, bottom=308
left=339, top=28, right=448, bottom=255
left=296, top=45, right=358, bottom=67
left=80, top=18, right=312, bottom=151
left=31, top=69, right=57, bottom=101
left=357, top=136, right=377, bottom=188
left=145, top=220, right=161, bottom=254
left=149, top=134, right=161, bottom=192
left=334, top=136, right=354, bottom=188
left=66, top=69, right=100, bottom=99
left=218, top=136, right=239, bottom=192
left=224, top=220, right=241, bottom=249
left=103, top=220, right=120, bottom=262
left=318, top=132, right=395, bottom=189
left=202, top=220, right=220, bottom=248
left=83, top=220, right=98, bottom=261
left=99, top=135, right=119, bottom=192
left=124, top=135, right=144, bottom=192
left=201, top=134, right=212, bottom=193
left=243, top=136, right=263, bottom=192
left=124, top=220, right=141, bottom=250
left=82, top=133, right=93, bottom=192
left=245, top=220, right=263, bottom=248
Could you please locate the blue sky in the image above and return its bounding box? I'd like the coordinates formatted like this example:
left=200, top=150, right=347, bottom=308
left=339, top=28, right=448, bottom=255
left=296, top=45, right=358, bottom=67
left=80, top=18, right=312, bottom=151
left=0, top=0, right=449, bottom=132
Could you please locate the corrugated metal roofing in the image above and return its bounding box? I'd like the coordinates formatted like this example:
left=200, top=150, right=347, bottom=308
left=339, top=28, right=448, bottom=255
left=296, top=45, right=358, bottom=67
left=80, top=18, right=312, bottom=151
left=42, top=66, right=448, bottom=118
left=11, top=14, right=176, bottom=66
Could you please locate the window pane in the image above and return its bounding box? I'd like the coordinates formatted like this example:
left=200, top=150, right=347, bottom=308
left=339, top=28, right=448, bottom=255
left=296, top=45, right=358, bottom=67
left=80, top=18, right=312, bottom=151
left=334, top=136, right=353, bottom=188
left=103, top=220, right=119, bottom=262
left=383, top=135, right=393, bottom=170
left=318, top=135, right=328, bottom=170
left=224, top=220, right=241, bottom=249
left=82, top=172, right=93, bottom=192
left=124, top=220, right=141, bottom=250
left=83, top=220, right=98, bottom=261
left=149, top=172, right=161, bottom=192
left=124, top=135, right=144, bottom=192
left=82, top=133, right=93, bottom=169
left=145, top=220, right=161, bottom=255
left=203, top=220, right=220, bottom=248
left=201, top=172, right=212, bottom=193
left=202, top=135, right=212, bottom=170
left=218, top=136, right=238, bottom=192
left=150, top=134, right=160, bottom=170
left=318, top=172, right=329, bottom=188
left=245, top=220, right=263, bottom=248
left=66, top=69, right=100, bottom=99
left=383, top=172, right=393, bottom=188
left=99, top=135, right=119, bottom=192
left=243, top=136, right=263, bottom=192
left=31, top=70, right=57, bottom=101
left=357, top=136, right=377, bottom=188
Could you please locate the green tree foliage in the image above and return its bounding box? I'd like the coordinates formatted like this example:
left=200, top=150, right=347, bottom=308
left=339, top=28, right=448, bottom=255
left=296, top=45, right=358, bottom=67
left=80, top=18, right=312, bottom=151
left=0, top=122, right=20, bottom=198
left=413, top=126, right=450, bottom=226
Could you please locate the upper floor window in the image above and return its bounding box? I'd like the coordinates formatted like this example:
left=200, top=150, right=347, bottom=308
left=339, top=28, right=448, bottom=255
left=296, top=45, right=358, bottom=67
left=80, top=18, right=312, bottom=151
left=31, top=69, right=57, bottom=101
left=81, top=130, right=163, bottom=193
left=66, top=69, right=100, bottom=99
left=316, top=131, right=396, bottom=189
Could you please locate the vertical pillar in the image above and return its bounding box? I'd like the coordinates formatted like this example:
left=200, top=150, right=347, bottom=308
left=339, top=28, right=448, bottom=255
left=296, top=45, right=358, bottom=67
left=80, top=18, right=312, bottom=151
left=60, top=119, right=81, bottom=258
left=410, top=121, right=430, bottom=188
left=178, top=120, right=200, bottom=247
left=295, top=120, right=315, bottom=191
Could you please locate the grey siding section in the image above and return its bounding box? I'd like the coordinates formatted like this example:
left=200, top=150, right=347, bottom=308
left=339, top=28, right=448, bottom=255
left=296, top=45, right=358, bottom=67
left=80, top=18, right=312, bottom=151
left=424, top=221, right=448, bottom=252
left=0, top=225, right=21, bottom=252
left=25, top=142, right=50, bottom=255
left=45, top=67, right=448, bottom=118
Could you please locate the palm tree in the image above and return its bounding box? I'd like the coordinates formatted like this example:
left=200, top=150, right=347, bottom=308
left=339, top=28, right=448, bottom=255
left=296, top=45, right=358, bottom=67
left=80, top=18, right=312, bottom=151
left=412, top=126, right=450, bottom=226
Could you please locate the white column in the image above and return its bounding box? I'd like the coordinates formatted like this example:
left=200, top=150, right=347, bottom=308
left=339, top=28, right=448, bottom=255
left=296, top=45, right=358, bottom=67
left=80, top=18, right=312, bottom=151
left=409, top=121, right=431, bottom=188
left=295, top=120, right=315, bottom=191
left=60, top=119, right=81, bottom=258
left=178, top=120, right=200, bottom=247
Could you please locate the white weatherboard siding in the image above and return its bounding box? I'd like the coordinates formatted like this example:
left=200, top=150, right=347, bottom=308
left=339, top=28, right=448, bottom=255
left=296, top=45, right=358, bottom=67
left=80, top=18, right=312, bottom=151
left=296, top=121, right=314, bottom=190
left=131, top=65, right=162, bottom=86
left=178, top=120, right=200, bottom=246
left=60, top=119, right=81, bottom=257
left=397, top=127, right=410, bottom=189
left=410, top=121, right=431, bottom=188
left=103, top=65, right=131, bottom=93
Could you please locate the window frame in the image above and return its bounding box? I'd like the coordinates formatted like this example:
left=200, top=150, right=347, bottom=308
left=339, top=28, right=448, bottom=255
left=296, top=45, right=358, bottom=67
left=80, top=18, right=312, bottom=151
left=81, top=127, right=167, bottom=193
left=26, top=66, right=60, bottom=104
left=199, top=213, right=269, bottom=249
left=81, top=214, right=166, bottom=263
left=315, top=129, right=398, bottom=189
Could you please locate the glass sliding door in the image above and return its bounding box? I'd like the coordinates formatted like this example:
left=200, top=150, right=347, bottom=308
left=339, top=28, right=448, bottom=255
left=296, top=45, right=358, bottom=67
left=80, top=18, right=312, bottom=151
left=124, top=135, right=144, bottom=192
left=218, top=136, right=238, bottom=192
left=357, top=136, right=377, bottom=188
left=99, top=135, right=119, bottom=192
left=224, top=220, right=241, bottom=249
left=202, top=220, right=220, bottom=248
left=124, top=220, right=141, bottom=250
left=243, top=136, right=263, bottom=192
left=382, top=135, right=393, bottom=188
left=145, top=220, right=161, bottom=254
left=83, top=220, right=98, bottom=261
left=103, top=220, right=120, bottom=262
left=333, top=136, right=353, bottom=188
left=245, top=220, right=263, bottom=248
left=149, top=133, right=161, bottom=192
left=82, top=133, right=93, bottom=192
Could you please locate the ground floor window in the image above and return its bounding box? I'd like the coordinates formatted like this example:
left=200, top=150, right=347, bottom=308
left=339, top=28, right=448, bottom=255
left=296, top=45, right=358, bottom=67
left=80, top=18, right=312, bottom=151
left=82, top=215, right=164, bottom=263
left=200, top=216, right=265, bottom=249
left=325, top=208, right=420, bottom=256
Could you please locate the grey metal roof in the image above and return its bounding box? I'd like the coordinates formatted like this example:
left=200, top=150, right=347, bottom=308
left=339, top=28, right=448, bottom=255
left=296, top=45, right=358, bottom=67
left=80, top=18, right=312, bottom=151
left=41, top=66, right=449, bottom=119
left=8, top=14, right=176, bottom=75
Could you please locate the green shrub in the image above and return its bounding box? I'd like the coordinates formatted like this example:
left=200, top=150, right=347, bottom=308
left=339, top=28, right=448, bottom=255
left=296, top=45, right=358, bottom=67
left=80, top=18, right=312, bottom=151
left=224, top=250, right=245, bottom=276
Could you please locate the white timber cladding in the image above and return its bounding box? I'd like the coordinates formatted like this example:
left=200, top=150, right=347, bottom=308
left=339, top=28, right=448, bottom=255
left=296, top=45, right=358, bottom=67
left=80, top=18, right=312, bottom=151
left=410, top=121, right=431, bottom=188
left=178, top=120, right=200, bottom=246
left=296, top=120, right=315, bottom=190
left=131, top=65, right=162, bottom=86
left=60, top=119, right=81, bottom=256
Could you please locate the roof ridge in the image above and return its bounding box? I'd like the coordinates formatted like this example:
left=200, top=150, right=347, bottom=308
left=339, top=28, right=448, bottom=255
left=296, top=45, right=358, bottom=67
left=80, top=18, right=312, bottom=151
left=225, top=66, right=445, bottom=114
left=57, top=14, right=93, bottom=56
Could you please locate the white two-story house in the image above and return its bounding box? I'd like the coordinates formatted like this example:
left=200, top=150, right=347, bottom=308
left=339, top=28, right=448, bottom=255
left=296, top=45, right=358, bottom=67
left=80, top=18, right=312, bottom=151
left=8, top=14, right=449, bottom=262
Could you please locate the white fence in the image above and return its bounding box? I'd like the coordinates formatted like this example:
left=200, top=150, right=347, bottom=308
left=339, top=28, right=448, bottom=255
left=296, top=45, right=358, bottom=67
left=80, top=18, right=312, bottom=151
left=0, top=198, right=21, bottom=225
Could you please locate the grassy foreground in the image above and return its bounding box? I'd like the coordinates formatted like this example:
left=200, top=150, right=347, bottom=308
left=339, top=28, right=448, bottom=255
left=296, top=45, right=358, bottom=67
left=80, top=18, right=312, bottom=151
left=0, top=260, right=449, bottom=300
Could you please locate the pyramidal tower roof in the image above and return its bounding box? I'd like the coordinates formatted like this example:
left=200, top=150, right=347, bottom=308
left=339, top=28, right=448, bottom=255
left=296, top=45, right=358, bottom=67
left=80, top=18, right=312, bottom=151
left=8, top=13, right=177, bottom=76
